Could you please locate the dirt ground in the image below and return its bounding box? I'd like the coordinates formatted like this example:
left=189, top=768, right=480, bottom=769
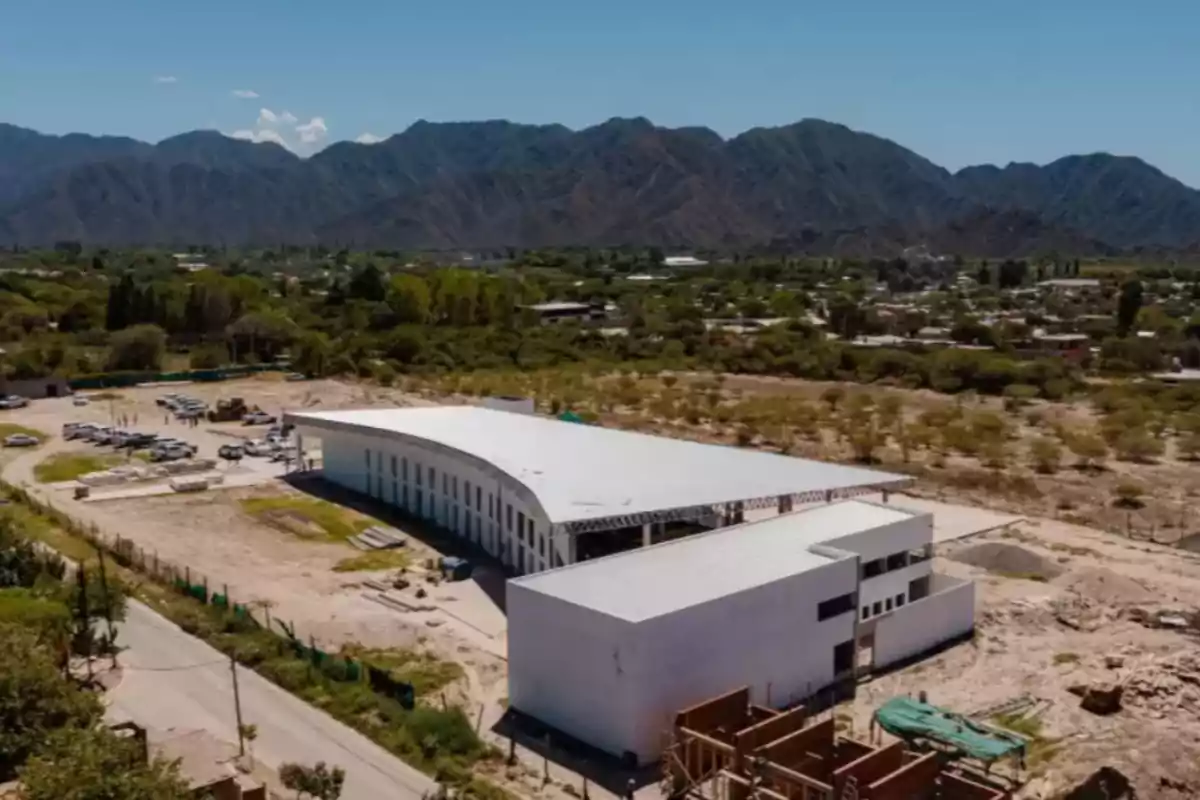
left=852, top=517, right=1200, bottom=798
left=4, top=375, right=1200, bottom=798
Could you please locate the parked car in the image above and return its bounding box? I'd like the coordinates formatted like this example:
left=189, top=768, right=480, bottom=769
left=242, top=411, right=276, bottom=425
left=0, top=395, right=29, bottom=409
left=156, top=393, right=180, bottom=407
left=269, top=447, right=297, bottom=463
left=154, top=439, right=196, bottom=455
left=242, top=439, right=272, bottom=457
left=3, top=434, right=38, bottom=447
left=87, top=427, right=116, bottom=443
left=72, top=396, right=89, bottom=407
left=150, top=445, right=192, bottom=462
left=118, top=433, right=158, bottom=450
left=63, top=422, right=93, bottom=439
left=218, top=444, right=244, bottom=461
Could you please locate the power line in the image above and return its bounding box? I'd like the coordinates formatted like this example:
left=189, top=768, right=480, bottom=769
left=121, top=658, right=227, bottom=672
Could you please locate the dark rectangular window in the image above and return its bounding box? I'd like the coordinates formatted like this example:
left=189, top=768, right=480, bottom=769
left=428, top=467, right=435, bottom=488
left=895, top=593, right=906, bottom=607
left=833, top=640, right=855, bottom=674
left=862, top=606, right=870, bottom=620
left=862, top=559, right=884, bottom=579
left=885, top=551, right=908, bottom=571
left=476, top=486, right=482, bottom=510
left=817, top=592, right=856, bottom=621
left=465, top=481, right=472, bottom=508
left=402, top=458, right=408, bottom=480
left=872, top=601, right=882, bottom=616
left=488, top=495, right=493, bottom=518
left=415, top=463, right=422, bottom=486
left=390, top=455, right=397, bottom=476
left=506, top=504, right=513, bottom=531
left=885, top=598, right=893, bottom=612
left=517, top=512, right=526, bottom=542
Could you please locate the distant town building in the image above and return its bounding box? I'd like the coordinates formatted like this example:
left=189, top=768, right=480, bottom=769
left=522, top=301, right=607, bottom=325
left=663, top=255, right=708, bottom=268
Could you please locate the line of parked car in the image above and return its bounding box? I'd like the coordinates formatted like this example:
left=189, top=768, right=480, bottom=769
left=216, top=424, right=297, bottom=462
left=62, top=422, right=197, bottom=462
left=156, top=393, right=208, bottom=420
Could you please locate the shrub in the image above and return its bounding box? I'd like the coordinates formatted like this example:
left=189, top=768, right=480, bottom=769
left=1112, top=481, right=1145, bottom=509
left=1029, top=438, right=1062, bottom=474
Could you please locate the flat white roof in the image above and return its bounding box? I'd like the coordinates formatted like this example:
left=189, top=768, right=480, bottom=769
left=288, top=406, right=909, bottom=526
left=512, top=500, right=921, bottom=622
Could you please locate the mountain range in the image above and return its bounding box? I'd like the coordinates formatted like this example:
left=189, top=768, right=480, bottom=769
left=1, top=117, right=1198, bottom=256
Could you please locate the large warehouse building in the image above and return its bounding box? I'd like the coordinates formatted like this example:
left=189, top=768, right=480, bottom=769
left=285, top=405, right=912, bottom=575
left=508, top=500, right=975, bottom=766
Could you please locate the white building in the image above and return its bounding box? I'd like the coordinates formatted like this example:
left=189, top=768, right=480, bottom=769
left=285, top=406, right=910, bottom=576
left=508, top=500, right=974, bottom=765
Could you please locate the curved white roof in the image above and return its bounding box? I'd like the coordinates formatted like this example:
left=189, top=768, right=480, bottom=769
left=288, top=406, right=909, bottom=526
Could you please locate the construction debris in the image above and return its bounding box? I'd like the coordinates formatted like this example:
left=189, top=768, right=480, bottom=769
left=1069, top=682, right=1124, bottom=716
left=348, top=525, right=406, bottom=551
left=1061, top=766, right=1137, bottom=800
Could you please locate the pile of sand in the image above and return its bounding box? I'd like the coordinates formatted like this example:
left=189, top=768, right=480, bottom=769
left=952, top=542, right=1064, bottom=581
left=1055, top=566, right=1158, bottom=606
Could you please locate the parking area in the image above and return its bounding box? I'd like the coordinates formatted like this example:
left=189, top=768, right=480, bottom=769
left=0, top=378, right=508, bottom=716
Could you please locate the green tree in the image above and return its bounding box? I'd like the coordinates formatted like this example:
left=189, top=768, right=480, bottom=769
left=292, top=332, right=332, bottom=378
left=347, top=264, right=386, bottom=303
left=19, top=726, right=190, bottom=800
left=279, top=761, right=346, bottom=800
left=387, top=275, right=432, bottom=324
left=227, top=310, right=298, bottom=363
left=105, top=325, right=166, bottom=371
left=0, top=625, right=101, bottom=777
left=1116, top=279, right=1144, bottom=336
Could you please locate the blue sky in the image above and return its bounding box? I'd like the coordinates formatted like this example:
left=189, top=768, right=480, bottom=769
left=3, top=1, right=1198, bottom=183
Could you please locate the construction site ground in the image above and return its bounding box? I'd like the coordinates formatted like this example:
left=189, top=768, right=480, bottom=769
left=1, top=375, right=1197, bottom=799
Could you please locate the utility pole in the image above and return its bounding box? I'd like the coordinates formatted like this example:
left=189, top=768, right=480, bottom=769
left=230, top=654, right=246, bottom=757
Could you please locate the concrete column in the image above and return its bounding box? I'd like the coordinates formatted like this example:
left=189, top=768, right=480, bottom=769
left=642, top=523, right=652, bottom=548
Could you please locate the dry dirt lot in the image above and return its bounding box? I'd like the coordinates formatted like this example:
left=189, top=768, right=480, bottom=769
left=4, top=375, right=1200, bottom=798
left=852, top=517, right=1200, bottom=798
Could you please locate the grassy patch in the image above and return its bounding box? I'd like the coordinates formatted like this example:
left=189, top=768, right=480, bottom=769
left=0, top=423, right=47, bottom=442
left=992, top=713, right=1061, bottom=771
left=240, top=495, right=374, bottom=541
left=33, top=453, right=128, bottom=483
left=88, top=391, right=125, bottom=401
left=333, top=550, right=411, bottom=573
left=340, top=645, right=465, bottom=695
left=1053, top=651, right=1080, bottom=665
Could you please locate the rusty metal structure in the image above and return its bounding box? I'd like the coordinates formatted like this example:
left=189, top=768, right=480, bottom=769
left=663, top=687, right=1007, bottom=800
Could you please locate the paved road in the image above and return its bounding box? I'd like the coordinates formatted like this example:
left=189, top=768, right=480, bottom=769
left=109, top=602, right=436, bottom=800
left=2, top=443, right=437, bottom=800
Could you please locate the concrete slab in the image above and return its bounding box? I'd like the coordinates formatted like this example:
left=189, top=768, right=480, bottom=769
left=790, top=492, right=1021, bottom=544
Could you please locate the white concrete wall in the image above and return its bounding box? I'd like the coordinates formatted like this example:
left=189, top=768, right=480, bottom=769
left=507, top=582, right=641, bottom=758
left=295, top=424, right=565, bottom=574
left=624, top=555, right=859, bottom=764
left=872, top=575, right=975, bottom=669
left=823, top=512, right=933, bottom=620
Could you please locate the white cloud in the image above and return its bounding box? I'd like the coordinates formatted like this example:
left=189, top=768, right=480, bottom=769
left=355, top=132, right=384, bottom=145
left=229, top=108, right=329, bottom=154
left=295, top=117, right=328, bottom=145
left=153, top=75, right=178, bottom=84
left=230, top=128, right=289, bottom=148
left=231, top=89, right=259, bottom=99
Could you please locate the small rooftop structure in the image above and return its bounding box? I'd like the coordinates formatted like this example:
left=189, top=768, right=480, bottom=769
left=1038, top=278, right=1101, bottom=289
left=513, top=500, right=920, bottom=622
left=664, top=255, right=709, bottom=267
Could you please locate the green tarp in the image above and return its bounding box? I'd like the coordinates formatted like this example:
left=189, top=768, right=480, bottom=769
left=873, top=697, right=1026, bottom=763
left=557, top=410, right=584, bottom=423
